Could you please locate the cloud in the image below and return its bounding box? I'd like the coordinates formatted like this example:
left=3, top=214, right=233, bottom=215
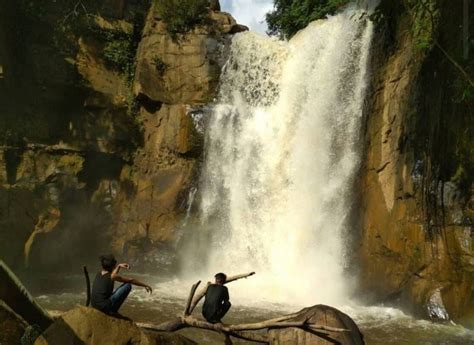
left=220, top=0, right=274, bottom=35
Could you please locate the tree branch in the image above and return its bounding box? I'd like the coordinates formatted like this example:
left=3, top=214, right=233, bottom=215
left=141, top=273, right=351, bottom=344
left=183, top=280, right=200, bottom=316
left=188, top=272, right=255, bottom=314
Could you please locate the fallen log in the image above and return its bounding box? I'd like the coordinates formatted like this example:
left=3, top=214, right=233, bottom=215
left=83, top=266, right=91, bottom=307
left=142, top=272, right=363, bottom=344
left=0, top=259, right=53, bottom=330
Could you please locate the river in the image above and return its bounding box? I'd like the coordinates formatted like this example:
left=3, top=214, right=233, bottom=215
left=31, top=274, right=473, bottom=344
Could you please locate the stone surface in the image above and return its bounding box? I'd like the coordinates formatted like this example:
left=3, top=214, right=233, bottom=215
left=133, top=4, right=236, bottom=105
left=359, top=2, right=474, bottom=322
left=0, top=1, right=241, bottom=273
left=34, top=306, right=196, bottom=345
left=268, top=305, right=364, bottom=345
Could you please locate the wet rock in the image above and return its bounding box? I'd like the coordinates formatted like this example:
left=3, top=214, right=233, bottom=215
left=34, top=306, right=195, bottom=345
left=268, top=305, right=365, bottom=345
left=359, top=0, right=474, bottom=322
left=426, top=288, right=450, bottom=321
left=229, top=24, right=250, bottom=34
left=0, top=0, right=243, bottom=275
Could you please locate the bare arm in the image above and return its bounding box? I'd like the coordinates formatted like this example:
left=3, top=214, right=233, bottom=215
left=111, top=263, right=152, bottom=293
left=111, top=263, right=127, bottom=277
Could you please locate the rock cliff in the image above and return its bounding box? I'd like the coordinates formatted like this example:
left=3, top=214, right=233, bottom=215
left=359, top=0, right=473, bottom=323
left=0, top=0, right=246, bottom=273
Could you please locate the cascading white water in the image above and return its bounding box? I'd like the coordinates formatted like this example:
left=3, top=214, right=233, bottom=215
left=183, top=4, right=374, bottom=307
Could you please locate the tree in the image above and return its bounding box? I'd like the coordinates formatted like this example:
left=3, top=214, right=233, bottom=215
left=266, top=0, right=350, bottom=39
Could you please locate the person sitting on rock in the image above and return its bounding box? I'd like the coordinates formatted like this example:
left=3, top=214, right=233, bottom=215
left=90, top=254, right=152, bottom=316
left=202, top=272, right=231, bottom=324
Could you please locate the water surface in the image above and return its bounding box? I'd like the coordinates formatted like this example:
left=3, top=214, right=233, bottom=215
left=32, top=275, right=473, bottom=345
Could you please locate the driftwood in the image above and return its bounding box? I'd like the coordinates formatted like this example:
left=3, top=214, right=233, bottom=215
left=0, top=259, right=53, bottom=330
left=188, top=272, right=255, bottom=315
left=140, top=272, right=358, bottom=344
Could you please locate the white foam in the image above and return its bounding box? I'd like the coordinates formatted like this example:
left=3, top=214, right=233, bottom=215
left=182, top=4, right=374, bottom=307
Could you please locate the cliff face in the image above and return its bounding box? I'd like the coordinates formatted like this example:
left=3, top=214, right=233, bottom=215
left=360, top=0, right=473, bottom=323
left=0, top=0, right=245, bottom=272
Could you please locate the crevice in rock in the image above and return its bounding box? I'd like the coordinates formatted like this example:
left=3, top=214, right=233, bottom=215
left=136, top=92, right=163, bottom=113
left=376, top=161, right=391, bottom=173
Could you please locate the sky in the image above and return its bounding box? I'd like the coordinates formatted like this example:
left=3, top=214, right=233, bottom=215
left=220, top=0, right=274, bottom=35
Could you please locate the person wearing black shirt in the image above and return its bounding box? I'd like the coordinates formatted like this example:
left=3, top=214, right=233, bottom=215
left=202, top=272, right=231, bottom=323
left=91, top=254, right=152, bottom=315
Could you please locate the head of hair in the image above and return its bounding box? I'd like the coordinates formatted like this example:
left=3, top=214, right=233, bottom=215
left=100, top=254, right=117, bottom=272
left=214, top=272, right=227, bottom=283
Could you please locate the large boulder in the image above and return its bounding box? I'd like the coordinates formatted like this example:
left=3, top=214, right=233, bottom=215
left=268, top=305, right=364, bottom=345
left=34, top=306, right=196, bottom=345
left=133, top=3, right=244, bottom=105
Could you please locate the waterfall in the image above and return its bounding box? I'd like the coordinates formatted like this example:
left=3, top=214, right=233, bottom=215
left=183, top=5, right=374, bottom=307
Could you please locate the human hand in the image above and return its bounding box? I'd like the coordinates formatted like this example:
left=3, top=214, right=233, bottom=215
left=145, top=285, right=153, bottom=294
left=119, top=263, right=130, bottom=269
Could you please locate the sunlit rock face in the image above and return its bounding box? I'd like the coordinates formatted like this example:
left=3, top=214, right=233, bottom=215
left=359, top=0, right=474, bottom=323
left=112, top=4, right=247, bottom=270
left=0, top=1, right=145, bottom=272
left=0, top=0, right=244, bottom=272
left=34, top=306, right=195, bottom=345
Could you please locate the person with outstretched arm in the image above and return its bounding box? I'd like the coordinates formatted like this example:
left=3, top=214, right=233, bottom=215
left=91, top=254, right=152, bottom=316
left=202, top=272, right=231, bottom=323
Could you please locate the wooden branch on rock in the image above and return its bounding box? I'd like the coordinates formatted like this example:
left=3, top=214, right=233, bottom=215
left=143, top=314, right=350, bottom=343
left=0, top=260, right=53, bottom=330
left=183, top=280, right=201, bottom=316
left=143, top=272, right=351, bottom=344
left=83, top=266, right=91, bottom=307
left=182, top=315, right=349, bottom=333
left=187, top=271, right=255, bottom=315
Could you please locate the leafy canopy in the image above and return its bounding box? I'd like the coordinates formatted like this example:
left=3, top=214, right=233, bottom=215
left=266, top=0, right=350, bottom=39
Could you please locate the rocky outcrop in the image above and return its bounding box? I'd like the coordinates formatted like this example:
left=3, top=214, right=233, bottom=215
left=34, top=306, right=196, bottom=345
left=0, top=0, right=146, bottom=272
left=109, top=4, right=246, bottom=269
left=268, top=305, right=364, bottom=345
left=0, top=1, right=245, bottom=272
left=359, top=0, right=474, bottom=322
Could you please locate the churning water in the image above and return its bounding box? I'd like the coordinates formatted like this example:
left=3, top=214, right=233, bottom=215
left=182, top=4, right=373, bottom=306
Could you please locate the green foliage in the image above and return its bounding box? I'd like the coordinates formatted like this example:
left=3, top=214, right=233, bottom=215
left=153, top=0, right=210, bottom=39
left=152, top=56, right=167, bottom=76
left=407, top=0, right=438, bottom=52
left=453, top=78, right=474, bottom=103
left=266, top=0, right=350, bottom=39
left=102, top=31, right=136, bottom=81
